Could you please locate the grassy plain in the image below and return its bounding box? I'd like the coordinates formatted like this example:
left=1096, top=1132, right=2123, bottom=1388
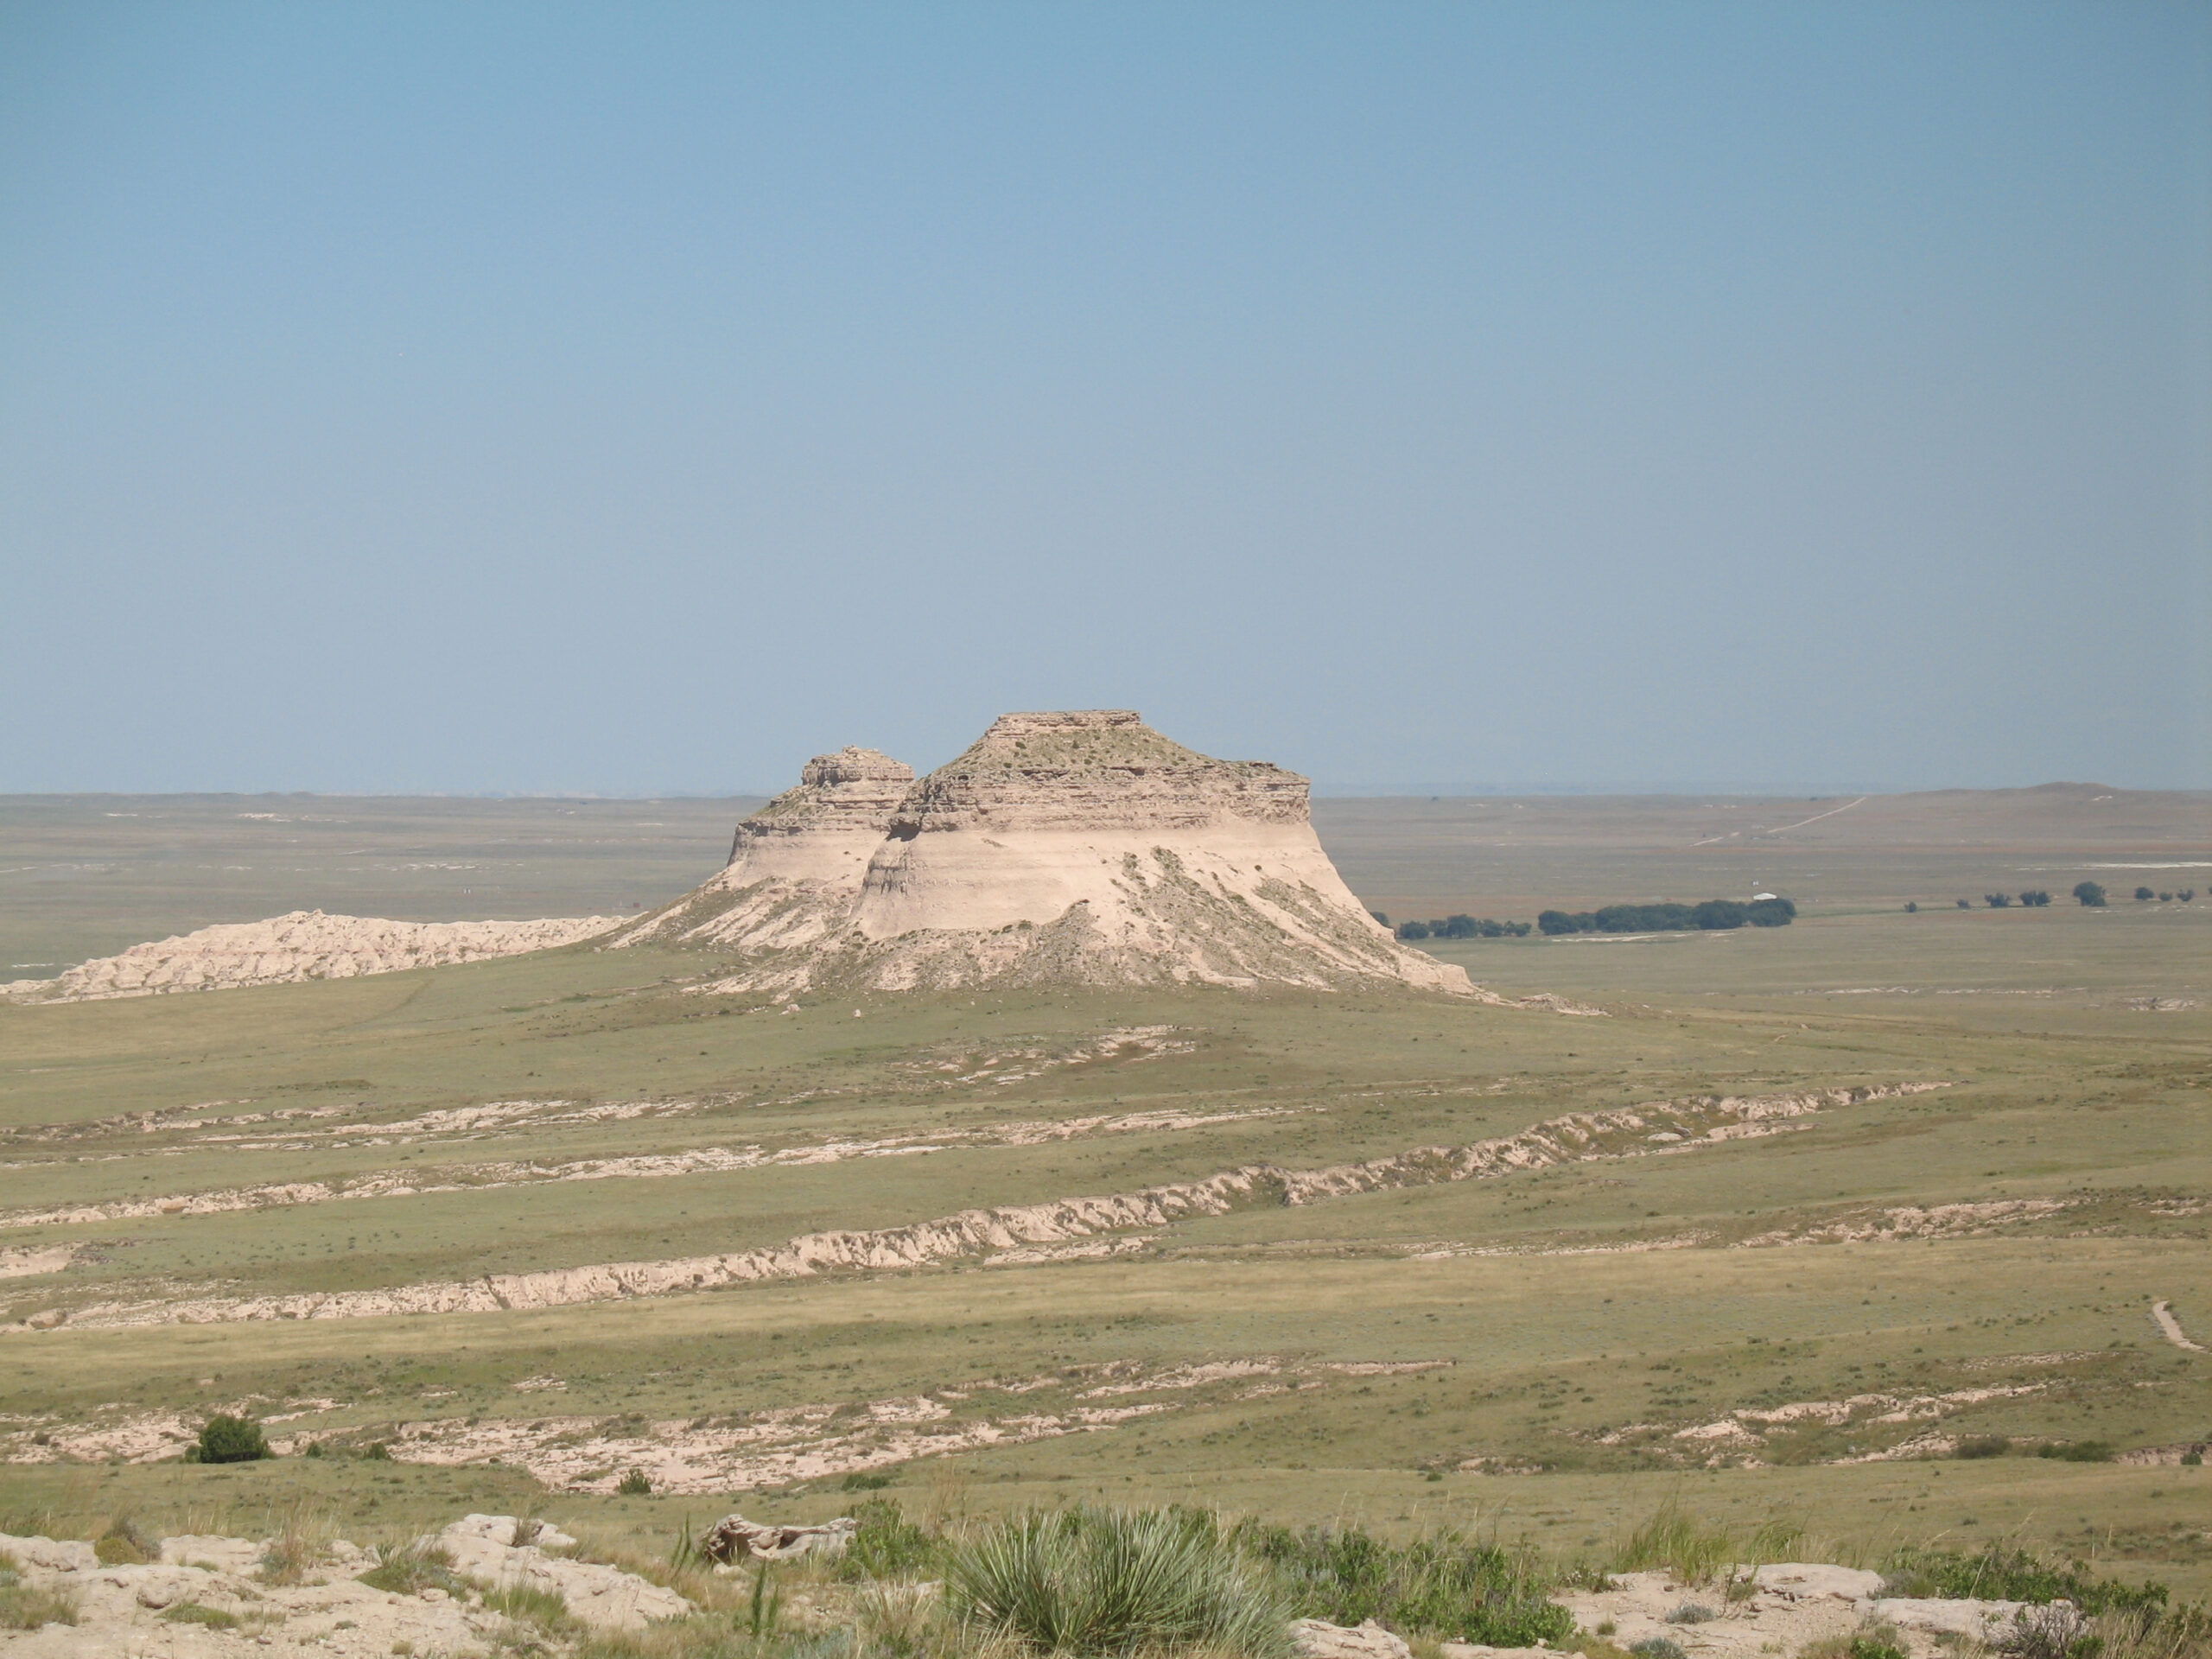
left=0, top=786, right=2204, bottom=1600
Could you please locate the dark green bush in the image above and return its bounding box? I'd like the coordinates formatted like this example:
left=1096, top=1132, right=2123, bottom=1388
left=840, top=1471, right=895, bottom=1492
left=1239, top=1520, right=1570, bottom=1646
left=2037, top=1440, right=2113, bottom=1463
left=2073, top=881, right=2107, bottom=906
left=836, top=1498, right=938, bottom=1581
left=615, top=1469, right=652, bottom=1495
left=1955, top=1435, right=2011, bottom=1459
left=188, top=1415, right=270, bottom=1465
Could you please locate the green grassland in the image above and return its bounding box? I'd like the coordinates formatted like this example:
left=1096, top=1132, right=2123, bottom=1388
left=0, top=790, right=2204, bottom=1603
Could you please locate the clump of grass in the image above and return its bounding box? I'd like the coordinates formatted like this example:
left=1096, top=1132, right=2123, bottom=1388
left=1630, top=1638, right=1686, bottom=1659
left=1881, top=1544, right=2168, bottom=1618
left=1665, top=1604, right=1717, bottom=1624
left=360, top=1540, right=467, bottom=1598
left=161, top=1600, right=243, bottom=1630
left=836, top=1499, right=940, bottom=1583
left=482, top=1578, right=577, bottom=1636
left=94, top=1514, right=160, bottom=1565
left=1614, top=1502, right=1734, bottom=1584
left=842, top=1471, right=897, bottom=1492
left=855, top=1579, right=941, bottom=1659
left=1613, top=1502, right=1802, bottom=1587
left=946, top=1505, right=1289, bottom=1659
left=0, top=1555, right=79, bottom=1632
left=1242, top=1516, right=1568, bottom=1647
left=617, top=1470, right=652, bottom=1496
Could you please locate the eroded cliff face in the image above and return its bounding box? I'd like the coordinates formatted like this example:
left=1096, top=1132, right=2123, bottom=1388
left=609, top=747, right=912, bottom=951
left=629, top=711, right=1471, bottom=997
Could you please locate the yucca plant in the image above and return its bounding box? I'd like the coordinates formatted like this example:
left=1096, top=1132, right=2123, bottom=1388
left=946, top=1507, right=1288, bottom=1659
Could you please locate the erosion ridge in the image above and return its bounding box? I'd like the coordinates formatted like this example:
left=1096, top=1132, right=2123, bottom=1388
left=623, top=709, right=1475, bottom=996
left=9, top=1084, right=1942, bottom=1332
left=1, top=911, right=618, bottom=1003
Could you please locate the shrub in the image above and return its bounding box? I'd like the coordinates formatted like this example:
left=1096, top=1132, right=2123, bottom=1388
left=1395, top=920, right=1431, bottom=940
left=1667, top=1604, right=1718, bottom=1624
left=1881, top=1544, right=2167, bottom=1618
left=1631, top=1640, right=1687, bottom=1659
left=2074, top=882, right=2107, bottom=906
left=946, top=1506, right=1288, bottom=1658
left=1904, top=902, right=1918, bottom=913
left=1850, top=1630, right=1910, bottom=1659
left=616, top=1469, right=652, bottom=1496
left=2037, top=1440, right=2113, bottom=1463
left=160, top=1601, right=241, bottom=1630
left=1955, top=1436, right=2011, bottom=1459
left=841, top=1471, right=896, bottom=1492
left=1986, top=893, right=2013, bottom=908
left=359, top=1541, right=466, bottom=1598
left=1369, top=912, right=1389, bottom=928
left=94, top=1516, right=158, bottom=1564
left=2136, top=887, right=2155, bottom=901
left=836, top=1497, right=939, bottom=1582
left=1242, top=1518, right=1569, bottom=1646
left=2021, top=890, right=2052, bottom=906
left=0, top=1579, right=79, bottom=1631
left=1957, top=899, right=1972, bottom=909
left=2158, top=892, right=2173, bottom=903
left=189, top=1414, right=271, bottom=1465
left=2180, top=890, right=2196, bottom=903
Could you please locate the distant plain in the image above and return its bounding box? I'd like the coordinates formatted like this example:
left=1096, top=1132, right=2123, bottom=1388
left=0, top=785, right=2203, bottom=1595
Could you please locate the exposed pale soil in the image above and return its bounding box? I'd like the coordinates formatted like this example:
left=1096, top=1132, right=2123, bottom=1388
left=0, top=1514, right=686, bottom=1658
left=0, top=1100, right=1296, bottom=1232
left=1, top=1085, right=1941, bottom=1334
left=3, top=911, right=615, bottom=1002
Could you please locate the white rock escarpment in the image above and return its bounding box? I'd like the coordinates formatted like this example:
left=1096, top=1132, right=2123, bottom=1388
left=625, top=710, right=1471, bottom=997
left=610, top=747, right=913, bottom=953
left=3, top=910, right=619, bottom=1003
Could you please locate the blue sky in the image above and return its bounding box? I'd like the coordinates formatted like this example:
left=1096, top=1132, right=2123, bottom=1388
left=3, top=2, right=2206, bottom=794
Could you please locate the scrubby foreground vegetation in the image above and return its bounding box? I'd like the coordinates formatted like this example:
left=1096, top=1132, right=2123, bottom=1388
left=3, top=1496, right=2205, bottom=1659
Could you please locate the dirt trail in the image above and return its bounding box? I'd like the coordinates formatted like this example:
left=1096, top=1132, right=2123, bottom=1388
left=2152, top=1299, right=2205, bottom=1352
left=10, top=1084, right=1942, bottom=1332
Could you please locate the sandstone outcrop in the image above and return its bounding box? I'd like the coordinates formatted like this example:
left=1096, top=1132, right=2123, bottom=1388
left=621, top=711, right=1471, bottom=996
left=611, top=747, right=913, bottom=954
left=3, top=911, right=618, bottom=1003
left=701, top=1514, right=857, bottom=1564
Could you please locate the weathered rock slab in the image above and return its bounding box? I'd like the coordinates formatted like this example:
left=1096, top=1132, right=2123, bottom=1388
left=1290, top=1617, right=1415, bottom=1659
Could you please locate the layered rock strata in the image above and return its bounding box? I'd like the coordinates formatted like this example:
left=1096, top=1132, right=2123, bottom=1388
left=610, top=746, right=913, bottom=952
left=624, top=711, right=1470, bottom=995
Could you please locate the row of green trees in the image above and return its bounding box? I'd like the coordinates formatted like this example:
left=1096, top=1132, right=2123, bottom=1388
left=1537, top=898, right=1795, bottom=935
left=1380, top=914, right=1533, bottom=940
left=1910, top=883, right=2197, bottom=912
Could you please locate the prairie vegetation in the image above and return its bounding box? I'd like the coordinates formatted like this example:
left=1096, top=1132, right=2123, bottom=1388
left=0, top=785, right=2204, bottom=1615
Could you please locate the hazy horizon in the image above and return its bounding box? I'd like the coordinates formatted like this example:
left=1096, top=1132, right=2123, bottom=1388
left=5, top=3, right=2207, bottom=798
